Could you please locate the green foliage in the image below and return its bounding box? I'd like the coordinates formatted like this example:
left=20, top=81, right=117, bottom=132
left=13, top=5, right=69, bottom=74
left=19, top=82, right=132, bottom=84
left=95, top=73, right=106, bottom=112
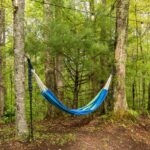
left=110, top=110, right=139, bottom=123
left=2, top=109, right=15, bottom=123
left=140, top=110, right=150, bottom=118
left=0, top=0, right=149, bottom=124
left=35, top=132, right=76, bottom=146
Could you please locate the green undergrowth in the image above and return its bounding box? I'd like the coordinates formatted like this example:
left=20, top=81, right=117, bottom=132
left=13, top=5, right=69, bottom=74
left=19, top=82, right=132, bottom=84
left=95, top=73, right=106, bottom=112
left=0, top=125, right=16, bottom=142
left=95, top=110, right=140, bottom=124
left=97, top=109, right=149, bottom=125
left=139, top=110, right=150, bottom=118
left=0, top=109, right=149, bottom=145
left=34, top=132, right=76, bottom=146
left=0, top=123, right=76, bottom=146
left=112, top=109, right=139, bottom=121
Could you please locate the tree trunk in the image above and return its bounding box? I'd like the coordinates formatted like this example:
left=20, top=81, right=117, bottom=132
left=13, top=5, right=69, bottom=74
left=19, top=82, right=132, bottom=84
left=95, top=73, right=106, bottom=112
left=0, top=2, right=5, bottom=118
left=114, top=0, right=129, bottom=112
left=90, top=0, right=98, bottom=99
left=135, top=80, right=138, bottom=109
left=73, top=64, right=79, bottom=109
left=44, top=0, right=57, bottom=118
left=100, top=0, right=106, bottom=41
left=12, top=0, right=28, bottom=137
left=142, top=77, right=145, bottom=110
left=56, top=56, right=64, bottom=100
left=138, top=79, right=141, bottom=110
left=89, top=0, right=95, bottom=21
left=55, top=0, right=64, bottom=101
left=45, top=55, right=56, bottom=118
left=99, top=0, right=108, bottom=114
left=148, top=82, right=150, bottom=112
left=132, top=81, right=135, bottom=110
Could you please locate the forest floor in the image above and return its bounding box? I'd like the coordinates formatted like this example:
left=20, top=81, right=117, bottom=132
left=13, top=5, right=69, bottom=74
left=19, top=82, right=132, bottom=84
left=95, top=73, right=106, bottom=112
left=0, top=115, right=150, bottom=150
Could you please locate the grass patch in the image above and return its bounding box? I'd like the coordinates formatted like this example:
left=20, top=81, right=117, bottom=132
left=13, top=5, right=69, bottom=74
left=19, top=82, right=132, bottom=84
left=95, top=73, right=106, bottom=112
left=35, top=132, right=76, bottom=146
left=110, top=110, right=139, bottom=122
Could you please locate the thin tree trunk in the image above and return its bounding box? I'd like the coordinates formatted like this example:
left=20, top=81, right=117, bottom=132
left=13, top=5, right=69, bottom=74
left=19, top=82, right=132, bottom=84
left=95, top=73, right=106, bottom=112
left=90, top=0, right=98, bottom=99
left=135, top=79, right=138, bottom=110
left=100, top=0, right=106, bottom=41
left=56, top=56, right=64, bottom=100
left=55, top=0, right=64, bottom=101
left=139, top=23, right=146, bottom=111
left=135, top=3, right=139, bottom=63
left=73, top=63, right=79, bottom=109
left=44, top=0, right=57, bottom=118
left=138, top=79, right=141, bottom=110
left=114, top=0, right=129, bottom=112
left=45, top=55, right=56, bottom=118
left=89, top=0, right=95, bottom=21
left=148, top=82, right=150, bottom=111
left=142, top=78, right=145, bottom=110
left=0, top=1, right=5, bottom=118
left=100, top=0, right=108, bottom=114
left=12, top=0, right=28, bottom=137
left=132, top=81, right=135, bottom=110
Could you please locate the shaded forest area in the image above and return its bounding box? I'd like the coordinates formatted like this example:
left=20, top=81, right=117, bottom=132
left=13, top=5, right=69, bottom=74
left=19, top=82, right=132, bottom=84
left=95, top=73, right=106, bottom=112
left=0, top=0, right=150, bottom=149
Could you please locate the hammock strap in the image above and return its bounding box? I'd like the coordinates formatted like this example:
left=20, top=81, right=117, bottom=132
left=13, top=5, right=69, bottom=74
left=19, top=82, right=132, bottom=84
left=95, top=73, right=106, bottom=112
left=27, top=58, right=34, bottom=141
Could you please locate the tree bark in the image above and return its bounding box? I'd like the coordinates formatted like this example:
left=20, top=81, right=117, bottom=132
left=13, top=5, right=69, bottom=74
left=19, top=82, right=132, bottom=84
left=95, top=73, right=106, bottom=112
left=0, top=2, right=5, bottom=118
left=142, top=77, right=145, bottom=110
left=99, top=0, right=108, bottom=114
left=12, top=0, right=28, bottom=137
left=56, top=56, right=64, bottom=100
left=148, top=82, right=150, bottom=112
left=138, top=79, right=141, bottom=110
left=45, top=55, right=56, bottom=118
left=44, top=0, right=57, bottom=118
left=89, top=0, right=95, bottom=21
left=132, top=81, right=135, bottom=110
left=114, top=0, right=129, bottom=112
left=73, top=64, right=79, bottom=109
left=55, top=0, right=64, bottom=101
left=90, top=0, right=98, bottom=99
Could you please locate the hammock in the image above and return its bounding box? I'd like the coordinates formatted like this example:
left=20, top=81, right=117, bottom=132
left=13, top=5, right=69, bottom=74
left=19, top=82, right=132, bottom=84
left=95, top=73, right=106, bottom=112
left=30, top=67, right=112, bottom=115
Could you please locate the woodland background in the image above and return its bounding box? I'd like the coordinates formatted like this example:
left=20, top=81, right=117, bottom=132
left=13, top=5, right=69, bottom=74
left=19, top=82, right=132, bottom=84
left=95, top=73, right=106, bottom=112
left=0, top=0, right=150, bottom=148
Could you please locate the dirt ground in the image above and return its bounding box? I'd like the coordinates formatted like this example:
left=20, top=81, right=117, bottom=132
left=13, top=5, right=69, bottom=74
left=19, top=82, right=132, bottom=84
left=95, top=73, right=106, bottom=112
left=0, top=116, right=150, bottom=150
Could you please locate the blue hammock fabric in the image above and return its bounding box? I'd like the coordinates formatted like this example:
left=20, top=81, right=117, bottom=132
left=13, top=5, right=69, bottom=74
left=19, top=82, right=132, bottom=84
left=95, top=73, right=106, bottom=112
left=41, top=89, right=108, bottom=115
left=31, top=69, right=112, bottom=115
